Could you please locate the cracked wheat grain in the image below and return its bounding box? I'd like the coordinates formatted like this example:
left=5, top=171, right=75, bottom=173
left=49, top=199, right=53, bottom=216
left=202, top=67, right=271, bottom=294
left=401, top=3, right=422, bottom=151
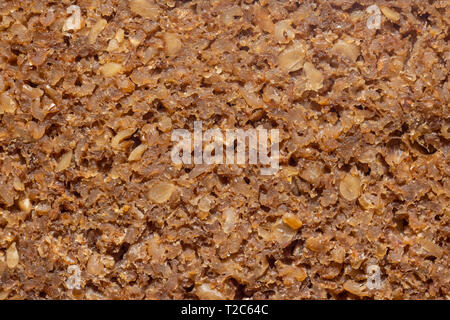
left=0, top=0, right=448, bottom=300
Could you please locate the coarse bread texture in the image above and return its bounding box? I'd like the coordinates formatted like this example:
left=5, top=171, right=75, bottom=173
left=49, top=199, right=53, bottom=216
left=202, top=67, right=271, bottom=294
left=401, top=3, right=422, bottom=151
left=0, top=0, right=449, bottom=300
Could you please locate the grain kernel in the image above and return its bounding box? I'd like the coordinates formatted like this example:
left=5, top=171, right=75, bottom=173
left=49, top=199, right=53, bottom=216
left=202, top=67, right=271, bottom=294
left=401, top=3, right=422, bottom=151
left=305, top=236, right=326, bottom=252
left=282, top=212, right=302, bottom=230
left=35, top=203, right=51, bottom=215
left=332, top=39, right=360, bottom=62
left=56, top=150, right=73, bottom=172
left=303, top=62, right=324, bottom=91
left=128, top=144, right=147, bottom=161
left=88, top=19, right=107, bottom=44
left=0, top=92, right=17, bottom=114
left=253, top=5, right=274, bottom=33
left=6, top=243, right=19, bottom=269
left=163, top=33, right=183, bottom=56
left=343, top=280, right=368, bottom=297
left=0, top=290, right=10, bottom=300
left=419, top=238, right=443, bottom=258
left=129, top=0, right=159, bottom=19
left=220, top=6, right=243, bottom=26
left=198, top=196, right=214, bottom=213
left=100, top=62, right=123, bottom=77
left=111, top=128, right=135, bottom=149
left=18, top=198, right=32, bottom=214
left=274, top=20, right=295, bottom=44
left=381, top=6, right=400, bottom=21
left=107, top=39, right=120, bottom=52
left=239, top=87, right=264, bottom=109
left=148, top=181, right=176, bottom=204
left=87, top=254, right=104, bottom=275
left=339, top=174, right=361, bottom=201
left=157, top=115, right=172, bottom=132
left=195, top=283, right=226, bottom=300
left=278, top=41, right=306, bottom=72
left=115, top=29, right=125, bottom=43
left=222, top=208, right=237, bottom=233
left=277, top=261, right=307, bottom=283
left=12, top=177, right=24, bottom=191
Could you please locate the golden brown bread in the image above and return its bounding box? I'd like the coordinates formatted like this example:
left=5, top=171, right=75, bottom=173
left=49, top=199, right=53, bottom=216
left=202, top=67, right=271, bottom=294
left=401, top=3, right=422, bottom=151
left=0, top=0, right=448, bottom=299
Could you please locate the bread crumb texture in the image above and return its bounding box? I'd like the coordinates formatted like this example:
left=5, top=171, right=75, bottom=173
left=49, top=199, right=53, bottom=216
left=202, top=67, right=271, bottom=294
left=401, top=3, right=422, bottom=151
left=0, top=0, right=448, bottom=300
